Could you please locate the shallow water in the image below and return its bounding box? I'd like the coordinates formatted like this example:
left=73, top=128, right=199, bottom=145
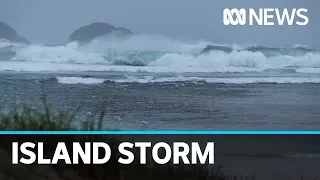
left=1, top=71, right=320, bottom=130
left=2, top=71, right=320, bottom=179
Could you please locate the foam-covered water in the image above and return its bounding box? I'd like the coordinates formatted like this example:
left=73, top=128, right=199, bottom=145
left=107, top=76, right=320, bottom=84
left=56, top=76, right=106, bottom=84
left=1, top=36, right=320, bottom=83
left=55, top=76, right=320, bottom=84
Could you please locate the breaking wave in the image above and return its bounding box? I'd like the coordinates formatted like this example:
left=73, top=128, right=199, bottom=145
left=108, top=76, right=320, bottom=84
left=56, top=76, right=106, bottom=85
left=0, top=36, right=320, bottom=74
left=55, top=76, right=320, bottom=84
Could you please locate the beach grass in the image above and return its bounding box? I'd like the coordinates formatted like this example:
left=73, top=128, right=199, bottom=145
left=0, top=97, right=316, bottom=180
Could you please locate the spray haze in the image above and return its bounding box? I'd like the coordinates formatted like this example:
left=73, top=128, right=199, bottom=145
left=0, top=0, right=319, bottom=84
left=0, top=35, right=319, bottom=75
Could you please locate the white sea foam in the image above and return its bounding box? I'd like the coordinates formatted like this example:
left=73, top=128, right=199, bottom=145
left=296, top=68, right=320, bottom=74
left=12, top=42, right=107, bottom=64
left=0, top=39, right=24, bottom=48
left=1, top=35, right=320, bottom=75
left=53, top=75, right=320, bottom=85
left=0, top=61, right=261, bottom=73
left=110, top=76, right=320, bottom=84
left=86, top=34, right=209, bottom=53
left=56, top=76, right=106, bottom=84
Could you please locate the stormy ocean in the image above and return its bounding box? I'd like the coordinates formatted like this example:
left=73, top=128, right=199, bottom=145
left=1, top=35, right=320, bottom=131
left=1, top=33, right=320, bottom=179
left=2, top=0, right=320, bottom=178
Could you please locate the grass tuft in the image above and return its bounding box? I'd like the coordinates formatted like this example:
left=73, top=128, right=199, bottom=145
left=0, top=96, right=316, bottom=180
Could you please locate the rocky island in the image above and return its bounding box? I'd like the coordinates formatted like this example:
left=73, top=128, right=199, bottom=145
left=69, top=22, right=133, bottom=44
left=0, top=21, right=28, bottom=43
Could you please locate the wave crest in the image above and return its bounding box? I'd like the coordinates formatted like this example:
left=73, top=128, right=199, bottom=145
left=1, top=36, right=320, bottom=73
left=56, top=76, right=105, bottom=84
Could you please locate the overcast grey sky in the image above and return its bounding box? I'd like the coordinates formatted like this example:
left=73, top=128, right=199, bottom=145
left=0, top=0, right=318, bottom=47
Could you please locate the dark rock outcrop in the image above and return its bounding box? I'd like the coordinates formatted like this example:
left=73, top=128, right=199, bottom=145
left=69, top=22, right=133, bottom=43
left=0, top=22, right=28, bottom=43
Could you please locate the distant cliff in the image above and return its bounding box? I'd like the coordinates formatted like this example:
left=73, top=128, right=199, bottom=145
left=69, top=23, right=133, bottom=43
left=0, top=21, right=28, bottom=43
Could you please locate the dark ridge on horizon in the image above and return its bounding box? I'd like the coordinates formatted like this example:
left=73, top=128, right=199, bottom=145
left=0, top=21, right=29, bottom=44
left=68, top=22, right=133, bottom=44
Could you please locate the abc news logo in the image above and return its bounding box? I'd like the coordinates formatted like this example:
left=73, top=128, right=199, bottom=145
left=223, top=8, right=309, bottom=26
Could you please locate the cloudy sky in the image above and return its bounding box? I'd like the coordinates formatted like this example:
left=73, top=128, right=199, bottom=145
left=0, top=0, right=318, bottom=47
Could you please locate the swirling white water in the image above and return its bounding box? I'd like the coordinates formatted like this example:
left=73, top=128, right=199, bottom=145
left=1, top=35, right=320, bottom=84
